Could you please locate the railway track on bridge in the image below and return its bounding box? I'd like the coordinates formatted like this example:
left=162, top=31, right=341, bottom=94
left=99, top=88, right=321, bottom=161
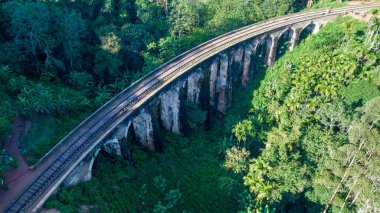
left=4, top=4, right=380, bottom=212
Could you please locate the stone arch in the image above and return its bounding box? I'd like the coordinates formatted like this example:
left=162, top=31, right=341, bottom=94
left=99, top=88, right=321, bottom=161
left=63, top=148, right=101, bottom=187
left=102, top=121, right=132, bottom=158
left=253, top=35, right=270, bottom=67
left=230, top=45, right=244, bottom=84
left=298, top=22, right=317, bottom=44
left=133, top=109, right=155, bottom=151
left=276, top=28, right=294, bottom=60
left=160, top=84, right=183, bottom=134
left=187, top=68, right=204, bottom=105
left=241, top=40, right=254, bottom=87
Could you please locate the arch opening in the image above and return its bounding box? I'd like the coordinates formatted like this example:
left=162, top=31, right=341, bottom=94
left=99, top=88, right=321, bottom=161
left=298, top=23, right=316, bottom=45
left=276, top=28, right=294, bottom=60
left=253, top=36, right=270, bottom=70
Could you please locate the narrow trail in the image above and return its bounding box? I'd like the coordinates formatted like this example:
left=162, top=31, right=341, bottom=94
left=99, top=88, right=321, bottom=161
left=2, top=116, right=31, bottom=186
left=0, top=115, right=69, bottom=211
left=0, top=116, right=36, bottom=209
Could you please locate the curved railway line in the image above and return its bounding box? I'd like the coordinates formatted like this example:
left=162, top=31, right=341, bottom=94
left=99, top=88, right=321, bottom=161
left=4, top=4, right=380, bottom=212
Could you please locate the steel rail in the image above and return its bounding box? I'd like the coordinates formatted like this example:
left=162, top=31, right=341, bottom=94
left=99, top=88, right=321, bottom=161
left=6, top=4, right=380, bottom=213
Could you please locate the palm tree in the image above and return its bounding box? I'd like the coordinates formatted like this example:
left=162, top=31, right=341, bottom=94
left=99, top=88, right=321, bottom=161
left=232, top=120, right=253, bottom=147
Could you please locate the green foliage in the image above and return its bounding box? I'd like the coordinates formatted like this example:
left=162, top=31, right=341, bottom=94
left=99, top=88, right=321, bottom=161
left=65, top=71, right=95, bottom=94
left=46, top=127, right=243, bottom=212
left=0, top=66, right=16, bottom=145
left=153, top=175, right=167, bottom=193
left=224, top=17, right=380, bottom=212
left=0, top=149, right=16, bottom=186
left=20, top=113, right=91, bottom=165
left=184, top=101, right=207, bottom=129
left=0, top=117, right=11, bottom=146
left=163, top=189, right=182, bottom=209
left=339, top=80, right=380, bottom=108
left=309, top=0, right=346, bottom=9
left=169, top=0, right=199, bottom=37
left=224, top=146, right=250, bottom=173
left=18, top=83, right=90, bottom=117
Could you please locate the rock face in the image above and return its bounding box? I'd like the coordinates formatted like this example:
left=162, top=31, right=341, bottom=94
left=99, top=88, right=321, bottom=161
left=210, top=54, right=232, bottom=114
left=103, top=138, right=122, bottom=156
left=289, top=28, right=301, bottom=51
left=187, top=68, right=204, bottom=104
left=233, top=45, right=244, bottom=63
left=266, top=35, right=279, bottom=66
left=231, top=45, right=244, bottom=83
left=103, top=122, right=131, bottom=157
left=218, top=53, right=232, bottom=113
left=312, top=22, right=323, bottom=34
left=242, top=42, right=253, bottom=87
left=209, top=53, right=232, bottom=114
left=63, top=148, right=100, bottom=187
left=133, top=109, right=155, bottom=150
left=160, top=87, right=181, bottom=134
left=209, top=59, right=219, bottom=108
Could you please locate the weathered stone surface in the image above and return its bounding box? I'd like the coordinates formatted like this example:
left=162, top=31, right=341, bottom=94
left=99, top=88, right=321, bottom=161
left=289, top=27, right=301, bottom=51
left=231, top=45, right=244, bottom=83
left=209, top=58, right=219, bottom=107
left=187, top=68, right=204, bottom=104
left=266, top=35, right=279, bottom=66
left=233, top=45, right=244, bottom=64
left=133, top=109, right=155, bottom=150
left=63, top=148, right=100, bottom=187
left=115, top=122, right=131, bottom=140
left=242, top=42, right=253, bottom=87
left=218, top=53, right=232, bottom=113
left=160, top=87, right=181, bottom=134
left=218, top=54, right=232, bottom=113
left=252, top=39, right=260, bottom=55
left=103, top=138, right=121, bottom=156
left=312, top=22, right=323, bottom=34
left=209, top=53, right=233, bottom=114
left=103, top=122, right=131, bottom=157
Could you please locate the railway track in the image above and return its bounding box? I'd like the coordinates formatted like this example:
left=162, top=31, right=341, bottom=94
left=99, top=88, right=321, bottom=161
left=5, top=4, right=380, bottom=212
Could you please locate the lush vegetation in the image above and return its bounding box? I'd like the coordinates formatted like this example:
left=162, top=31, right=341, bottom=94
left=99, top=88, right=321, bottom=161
left=45, top=128, right=241, bottom=212
left=224, top=16, right=380, bottom=212
left=45, top=15, right=380, bottom=212
left=0, top=0, right=310, bottom=167
left=2, top=0, right=377, bottom=212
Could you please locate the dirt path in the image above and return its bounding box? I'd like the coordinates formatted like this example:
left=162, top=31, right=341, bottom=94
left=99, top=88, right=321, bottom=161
left=0, top=116, right=37, bottom=211
left=0, top=115, right=68, bottom=212
left=2, top=116, right=31, bottom=186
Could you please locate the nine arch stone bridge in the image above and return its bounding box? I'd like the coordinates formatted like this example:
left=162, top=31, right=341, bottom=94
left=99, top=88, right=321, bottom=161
left=1, top=4, right=380, bottom=212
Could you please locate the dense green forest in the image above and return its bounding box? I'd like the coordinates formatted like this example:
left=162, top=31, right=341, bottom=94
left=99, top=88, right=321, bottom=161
left=1, top=0, right=379, bottom=212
